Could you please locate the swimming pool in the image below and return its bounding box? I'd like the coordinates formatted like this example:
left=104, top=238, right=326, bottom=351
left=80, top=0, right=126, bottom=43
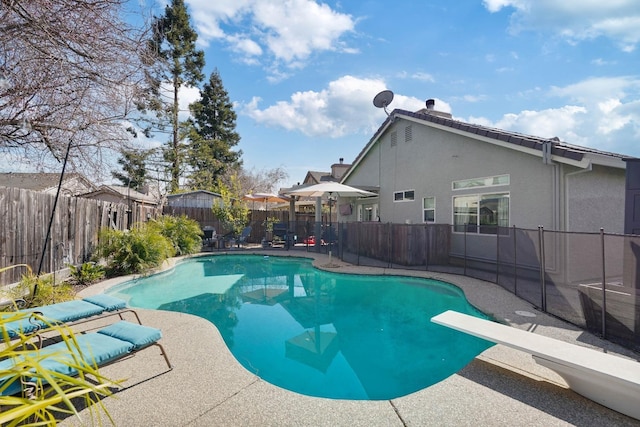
left=107, top=254, right=492, bottom=400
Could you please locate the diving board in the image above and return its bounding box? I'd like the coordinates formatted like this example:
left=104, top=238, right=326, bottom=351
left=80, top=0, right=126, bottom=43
left=431, top=310, right=640, bottom=421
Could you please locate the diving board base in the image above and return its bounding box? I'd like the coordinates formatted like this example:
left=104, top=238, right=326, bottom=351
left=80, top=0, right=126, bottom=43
left=431, top=310, right=640, bottom=421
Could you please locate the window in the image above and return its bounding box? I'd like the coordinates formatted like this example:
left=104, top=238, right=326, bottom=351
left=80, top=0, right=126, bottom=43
left=394, top=190, right=415, bottom=202
left=390, top=131, right=397, bottom=147
left=358, top=203, right=377, bottom=221
left=453, top=174, right=509, bottom=190
left=453, top=193, right=509, bottom=234
left=363, top=204, right=374, bottom=221
left=405, top=125, right=412, bottom=142
left=423, top=197, right=435, bottom=223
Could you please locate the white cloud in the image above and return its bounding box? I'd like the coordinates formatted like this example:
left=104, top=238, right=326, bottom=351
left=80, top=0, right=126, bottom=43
left=396, top=71, right=435, bottom=82
left=412, top=72, right=435, bottom=82
left=548, top=76, right=639, bottom=104
left=240, top=76, right=430, bottom=138
left=186, top=0, right=356, bottom=75
left=482, top=0, right=640, bottom=51
left=467, top=76, right=640, bottom=155
left=160, top=83, right=201, bottom=121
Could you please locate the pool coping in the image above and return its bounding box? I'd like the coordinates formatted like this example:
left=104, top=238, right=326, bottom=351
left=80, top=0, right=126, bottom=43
left=64, top=249, right=640, bottom=426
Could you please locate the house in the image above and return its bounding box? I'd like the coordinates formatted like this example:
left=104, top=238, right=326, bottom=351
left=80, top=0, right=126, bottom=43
left=166, top=190, right=222, bottom=209
left=301, top=158, right=351, bottom=185
left=0, top=172, right=95, bottom=196
left=340, top=101, right=631, bottom=235
left=80, top=185, right=159, bottom=227
left=284, top=159, right=354, bottom=213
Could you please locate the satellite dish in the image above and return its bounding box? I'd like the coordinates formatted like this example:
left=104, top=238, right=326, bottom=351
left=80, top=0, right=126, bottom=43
left=373, top=90, right=394, bottom=116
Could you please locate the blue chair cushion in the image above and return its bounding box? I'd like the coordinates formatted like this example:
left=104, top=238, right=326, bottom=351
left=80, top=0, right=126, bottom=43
left=38, top=333, right=135, bottom=375
left=97, top=321, right=162, bottom=350
left=0, top=333, right=134, bottom=396
left=32, top=300, right=105, bottom=324
left=1, top=312, right=40, bottom=339
left=83, top=294, right=127, bottom=311
left=0, top=355, right=30, bottom=396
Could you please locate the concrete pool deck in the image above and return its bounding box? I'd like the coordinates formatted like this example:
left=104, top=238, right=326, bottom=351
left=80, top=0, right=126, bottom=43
left=63, top=250, right=640, bottom=426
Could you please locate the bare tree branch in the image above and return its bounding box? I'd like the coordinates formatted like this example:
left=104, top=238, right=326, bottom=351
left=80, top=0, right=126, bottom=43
left=0, top=0, right=152, bottom=177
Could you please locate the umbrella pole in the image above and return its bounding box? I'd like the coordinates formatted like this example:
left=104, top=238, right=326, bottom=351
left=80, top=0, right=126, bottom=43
left=328, top=193, right=333, bottom=264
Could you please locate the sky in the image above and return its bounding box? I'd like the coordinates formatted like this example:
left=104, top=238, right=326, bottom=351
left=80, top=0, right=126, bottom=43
left=8, top=0, right=640, bottom=190
left=167, top=0, right=640, bottom=189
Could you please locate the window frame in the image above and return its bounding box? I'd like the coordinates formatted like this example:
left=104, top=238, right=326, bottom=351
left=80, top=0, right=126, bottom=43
left=452, top=174, right=510, bottom=191
left=452, top=192, right=510, bottom=234
left=394, top=189, right=415, bottom=202
left=422, top=196, right=435, bottom=223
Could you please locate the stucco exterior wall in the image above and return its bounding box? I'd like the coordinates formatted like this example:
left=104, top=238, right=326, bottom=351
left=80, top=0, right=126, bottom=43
left=346, top=118, right=556, bottom=229
left=343, top=117, right=626, bottom=235
left=564, top=164, right=625, bottom=233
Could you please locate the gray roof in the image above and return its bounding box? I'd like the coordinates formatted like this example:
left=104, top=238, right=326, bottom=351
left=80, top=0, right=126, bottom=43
left=166, top=190, right=222, bottom=199
left=80, top=185, right=157, bottom=204
left=344, top=108, right=634, bottom=183
left=304, top=171, right=335, bottom=184
left=0, top=172, right=91, bottom=191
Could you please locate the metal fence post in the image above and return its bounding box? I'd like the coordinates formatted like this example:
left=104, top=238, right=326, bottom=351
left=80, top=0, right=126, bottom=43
left=538, top=226, right=547, bottom=312
left=387, top=222, right=392, bottom=268
left=496, top=226, right=500, bottom=284
left=513, top=225, right=518, bottom=295
left=463, top=224, right=467, bottom=277
left=425, top=224, right=429, bottom=271
left=356, top=221, right=360, bottom=266
left=600, top=228, right=607, bottom=339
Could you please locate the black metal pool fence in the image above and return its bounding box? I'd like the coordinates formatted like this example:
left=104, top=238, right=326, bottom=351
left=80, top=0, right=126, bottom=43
left=291, top=221, right=640, bottom=352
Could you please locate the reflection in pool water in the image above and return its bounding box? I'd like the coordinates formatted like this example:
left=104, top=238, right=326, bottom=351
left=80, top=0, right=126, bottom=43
left=108, top=255, right=492, bottom=400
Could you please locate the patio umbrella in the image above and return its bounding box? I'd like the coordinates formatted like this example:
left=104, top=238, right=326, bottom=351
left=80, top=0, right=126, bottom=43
left=285, top=183, right=376, bottom=264
left=284, top=182, right=376, bottom=198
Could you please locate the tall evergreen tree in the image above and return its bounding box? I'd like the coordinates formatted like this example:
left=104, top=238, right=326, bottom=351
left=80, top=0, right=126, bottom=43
left=111, top=149, right=150, bottom=192
left=148, top=0, right=204, bottom=193
left=186, top=69, right=242, bottom=190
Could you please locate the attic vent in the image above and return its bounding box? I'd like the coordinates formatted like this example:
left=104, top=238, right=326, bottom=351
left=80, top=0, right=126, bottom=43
left=390, top=131, right=397, bottom=147
left=405, top=125, right=413, bottom=142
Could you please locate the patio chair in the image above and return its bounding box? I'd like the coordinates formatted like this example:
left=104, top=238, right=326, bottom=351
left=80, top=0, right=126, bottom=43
left=0, top=320, right=172, bottom=396
left=1, top=295, right=137, bottom=339
left=272, top=223, right=289, bottom=249
left=202, top=227, right=217, bottom=250
left=236, top=226, right=252, bottom=247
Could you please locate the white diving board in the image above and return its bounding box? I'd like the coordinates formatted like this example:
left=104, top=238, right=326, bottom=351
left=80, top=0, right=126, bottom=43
left=431, top=310, right=640, bottom=421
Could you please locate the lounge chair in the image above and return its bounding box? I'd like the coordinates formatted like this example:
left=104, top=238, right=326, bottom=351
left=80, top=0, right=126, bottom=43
left=236, top=226, right=252, bottom=247
left=1, top=295, right=137, bottom=339
left=0, top=320, right=172, bottom=396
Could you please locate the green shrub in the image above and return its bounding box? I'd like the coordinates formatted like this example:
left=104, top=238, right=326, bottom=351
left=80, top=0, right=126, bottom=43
left=148, top=215, right=203, bottom=256
left=68, top=262, right=105, bottom=287
left=94, top=225, right=173, bottom=276
left=6, top=274, right=76, bottom=308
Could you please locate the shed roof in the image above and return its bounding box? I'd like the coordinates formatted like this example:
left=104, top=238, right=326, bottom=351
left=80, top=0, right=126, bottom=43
left=80, top=185, right=157, bottom=204
left=166, top=190, right=222, bottom=199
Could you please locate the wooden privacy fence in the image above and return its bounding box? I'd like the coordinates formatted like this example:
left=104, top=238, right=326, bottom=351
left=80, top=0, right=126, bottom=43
left=340, top=222, right=451, bottom=266
left=162, top=206, right=321, bottom=243
left=0, top=187, right=129, bottom=286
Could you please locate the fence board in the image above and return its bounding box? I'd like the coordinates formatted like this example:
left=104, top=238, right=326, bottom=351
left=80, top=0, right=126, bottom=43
left=0, top=187, right=129, bottom=286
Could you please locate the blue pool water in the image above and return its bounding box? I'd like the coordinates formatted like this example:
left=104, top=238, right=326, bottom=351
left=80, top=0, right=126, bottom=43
left=107, top=255, right=492, bottom=400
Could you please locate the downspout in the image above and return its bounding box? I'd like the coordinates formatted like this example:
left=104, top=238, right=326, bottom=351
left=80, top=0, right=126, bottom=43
left=543, top=140, right=561, bottom=231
